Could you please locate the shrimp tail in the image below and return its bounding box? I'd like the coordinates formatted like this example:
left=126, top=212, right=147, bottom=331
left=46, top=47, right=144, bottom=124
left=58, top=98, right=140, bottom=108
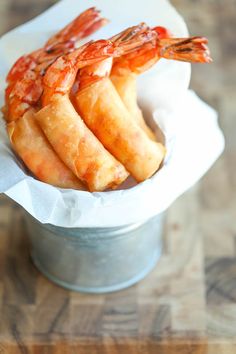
left=112, top=24, right=157, bottom=57
left=45, top=7, right=108, bottom=50
left=110, top=23, right=148, bottom=44
left=158, top=36, right=212, bottom=63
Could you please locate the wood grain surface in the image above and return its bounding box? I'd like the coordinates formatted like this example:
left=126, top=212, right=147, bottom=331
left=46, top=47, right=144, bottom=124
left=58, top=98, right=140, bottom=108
left=0, top=0, right=236, bottom=353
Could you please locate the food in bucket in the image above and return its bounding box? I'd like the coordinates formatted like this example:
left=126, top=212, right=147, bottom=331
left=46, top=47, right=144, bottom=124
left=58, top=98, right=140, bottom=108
left=2, top=7, right=212, bottom=192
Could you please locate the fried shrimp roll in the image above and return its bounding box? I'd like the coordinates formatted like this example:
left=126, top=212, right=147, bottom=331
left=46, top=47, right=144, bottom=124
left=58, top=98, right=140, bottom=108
left=8, top=110, right=84, bottom=189
left=36, top=96, right=129, bottom=191
left=75, top=77, right=166, bottom=182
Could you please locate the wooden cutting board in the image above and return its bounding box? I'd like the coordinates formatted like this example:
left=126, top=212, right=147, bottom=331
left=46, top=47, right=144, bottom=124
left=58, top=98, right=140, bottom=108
left=1, top=0, right=236, bottom=353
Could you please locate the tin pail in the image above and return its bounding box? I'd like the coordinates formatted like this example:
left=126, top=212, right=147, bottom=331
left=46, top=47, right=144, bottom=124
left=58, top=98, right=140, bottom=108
left=25, top=213, right=164, bottom=293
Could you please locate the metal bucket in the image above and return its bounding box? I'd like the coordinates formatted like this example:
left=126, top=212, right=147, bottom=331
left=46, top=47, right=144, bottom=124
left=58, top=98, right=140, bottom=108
left=25, top=213, right=164, bottom=293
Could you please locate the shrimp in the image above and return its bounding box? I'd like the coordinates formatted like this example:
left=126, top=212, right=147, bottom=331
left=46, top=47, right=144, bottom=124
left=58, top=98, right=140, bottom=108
left=6, top=8, right=107, bottom=86
left=4, top=8, right=108, bottom=190
left=5, top=7, right=108, bottom=122
left=44, top=7, right=108, bottom=52
left=111, top=27, right=212, bottom=140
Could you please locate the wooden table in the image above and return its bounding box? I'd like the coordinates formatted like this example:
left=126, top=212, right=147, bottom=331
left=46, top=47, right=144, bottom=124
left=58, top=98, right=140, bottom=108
left=0, top=0, right=235, bottom=353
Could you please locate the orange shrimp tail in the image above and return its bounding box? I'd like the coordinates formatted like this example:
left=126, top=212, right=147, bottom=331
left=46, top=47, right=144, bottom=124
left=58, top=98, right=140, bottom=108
left=158, top=36, right=212, bottom=63
left=110, top=23, right=148, bottom=44
left=111, top=24, right=157, bottom=57
left=45, top=7, right=108, bottom=50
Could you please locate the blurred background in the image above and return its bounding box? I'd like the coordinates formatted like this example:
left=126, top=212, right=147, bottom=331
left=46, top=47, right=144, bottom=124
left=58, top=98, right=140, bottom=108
left=0, top=0, right=236, bottom=351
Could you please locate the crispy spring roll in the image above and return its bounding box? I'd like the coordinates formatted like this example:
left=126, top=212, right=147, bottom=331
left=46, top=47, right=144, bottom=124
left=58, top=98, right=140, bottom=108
left=35, top=95, right=129, bottom=191
left=7, top=110, right=84, bottom=190
left=75, top=78, right=166, bottom=182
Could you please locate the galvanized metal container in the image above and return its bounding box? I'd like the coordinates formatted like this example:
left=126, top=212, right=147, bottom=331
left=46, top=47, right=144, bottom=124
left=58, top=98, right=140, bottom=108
left=25, top=213, right=164, bottom=293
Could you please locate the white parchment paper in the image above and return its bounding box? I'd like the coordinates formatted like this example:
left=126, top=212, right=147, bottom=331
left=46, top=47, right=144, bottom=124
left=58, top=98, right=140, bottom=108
left=0, top=0, right=224, bottom=227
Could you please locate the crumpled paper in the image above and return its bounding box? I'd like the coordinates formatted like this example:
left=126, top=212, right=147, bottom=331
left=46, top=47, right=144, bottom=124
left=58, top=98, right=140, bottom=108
left=0, top=0, right=224, bottom=227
